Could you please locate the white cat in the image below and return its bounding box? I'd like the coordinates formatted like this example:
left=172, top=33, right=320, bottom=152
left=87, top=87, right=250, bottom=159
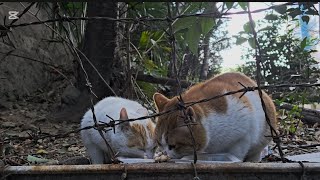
left=81, top=96, right=156, bottom=164
left=153, top=72, right=277, bottom=162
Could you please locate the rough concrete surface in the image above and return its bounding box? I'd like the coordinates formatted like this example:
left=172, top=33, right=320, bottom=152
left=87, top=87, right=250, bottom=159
left=0, top=2, right=74, bottom=101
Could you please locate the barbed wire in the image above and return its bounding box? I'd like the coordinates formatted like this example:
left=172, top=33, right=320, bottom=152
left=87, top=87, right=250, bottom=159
left=1, top=2, right=318, bottom=167
left=3, top=81, right=320, bottom=143
left=0, top=2, right=297, bottom=31
left=247, top=2, right=284, bottom=162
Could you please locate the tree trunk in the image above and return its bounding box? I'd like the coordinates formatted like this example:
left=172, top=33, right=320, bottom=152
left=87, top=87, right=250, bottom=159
left=199, top=29, right=212, bottom=80
left=180, top=47, right=193, bottom=80
left=199, top=2, right=217, bottom=80
left=49, top=1, right=118, bottom=123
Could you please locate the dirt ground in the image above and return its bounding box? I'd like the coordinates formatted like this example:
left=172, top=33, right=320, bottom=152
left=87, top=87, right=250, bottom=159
left=0, top=87, right=320, bottom=166
left=0, top=101, right=86, bottom=165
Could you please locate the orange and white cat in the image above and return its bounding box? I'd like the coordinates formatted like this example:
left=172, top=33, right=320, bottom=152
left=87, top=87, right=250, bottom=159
left=153, top=72, right=277, bottom=162
left=81, top=97, right=156, bottom=164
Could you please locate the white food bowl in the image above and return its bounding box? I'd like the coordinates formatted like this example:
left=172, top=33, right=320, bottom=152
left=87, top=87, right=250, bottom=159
left=118, top=158, right=155, bottom=164
left=118, top=153, right=240, bottom=164
left=176, top=153, right=241, bottom=163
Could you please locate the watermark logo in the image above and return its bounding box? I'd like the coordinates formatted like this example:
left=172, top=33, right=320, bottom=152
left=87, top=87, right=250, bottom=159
left=8, top=11, right=19, bottom=20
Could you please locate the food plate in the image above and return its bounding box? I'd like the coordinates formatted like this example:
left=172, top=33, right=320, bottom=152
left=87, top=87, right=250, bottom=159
left=118, top=153, right=240, bottom=164
left=118, top=158, right=155, bottom=164
left=175, top=153, right=241, bottom=163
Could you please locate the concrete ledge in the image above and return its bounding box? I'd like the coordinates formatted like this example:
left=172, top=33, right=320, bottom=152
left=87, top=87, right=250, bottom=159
left=1, top=162, right=320, bottom=180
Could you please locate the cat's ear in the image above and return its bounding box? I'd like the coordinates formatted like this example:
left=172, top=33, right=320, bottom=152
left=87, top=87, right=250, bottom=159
left=153, top=93, right=169, bottom=112
left=119, top=108, right=130, bottom=131
left=186, top=107, right=196, bottom=123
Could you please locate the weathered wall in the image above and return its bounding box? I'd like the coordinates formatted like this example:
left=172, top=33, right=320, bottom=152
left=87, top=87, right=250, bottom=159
left=0, top=3, right=74, bottom=103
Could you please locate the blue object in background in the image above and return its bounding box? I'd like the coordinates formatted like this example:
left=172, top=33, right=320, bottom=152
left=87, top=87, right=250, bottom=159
left=299, top=4, right=311, bottom=51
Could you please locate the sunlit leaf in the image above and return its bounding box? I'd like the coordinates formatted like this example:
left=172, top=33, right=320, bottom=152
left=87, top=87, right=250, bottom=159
left=139, top=31, right=151, bottom=48
left=235, top=37, right=247, bottom=45
left=200, top=17, right=215, bottom=36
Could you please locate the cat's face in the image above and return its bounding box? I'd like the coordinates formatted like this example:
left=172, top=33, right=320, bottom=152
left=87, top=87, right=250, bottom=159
left=153, top=93, right=207, bottom=159
left=119, top=108, right=157, bottom=159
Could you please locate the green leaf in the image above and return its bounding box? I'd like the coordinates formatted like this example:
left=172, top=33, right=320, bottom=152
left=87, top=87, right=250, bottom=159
left=144, top=59, right=158, bottom=71
left=235, top=37, right=247, bottom=45
left=288, top=8, right=302, bottom=19
left=289, top=125, right=296, bottom=134
left=258, top=26, right=274, bottom=32
left=27, top=155, right=57, bottom=164
left=274, top=99, right=283, bottom=106
left=264, top=14, right=278, bottom=21
left=183, top=3, right=203, bottom=15
left=238, top=2, right=248, bottom=11
left=305, top=9, right=319, bottom=15
left=161, top=46, right=171, bottom=52
left=185, top=23, right=202, bottom=55
left=173, top=16, right=195, bottom=33
left=226, top=2, right=234, bottom=9
left=300, top=37, right=307, bottom=49
left=248, top=37, right=256, bottom=48
left=200, top=17, right=215, bottom=36
left=274, top=4, right=287, bottom=14
left=301, top=15, right=310, bottom=24
left=139, top=31, right=151, bottom=48
left=137, top=81, right=157, bottom=99
left=243, top=21, right=255, bottom=34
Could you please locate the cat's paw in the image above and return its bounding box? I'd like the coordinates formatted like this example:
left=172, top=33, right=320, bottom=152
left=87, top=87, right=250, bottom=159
left=154, top=152, right=170, bottom=163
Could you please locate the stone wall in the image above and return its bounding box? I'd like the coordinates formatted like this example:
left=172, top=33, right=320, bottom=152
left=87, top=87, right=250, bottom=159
left=0, top=2, right=74, bottom=103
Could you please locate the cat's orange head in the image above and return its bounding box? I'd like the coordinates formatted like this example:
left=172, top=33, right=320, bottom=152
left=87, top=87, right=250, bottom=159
left=153, top=93, right=207, bottom=159
left=119, top=108, right=157, bottom=158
